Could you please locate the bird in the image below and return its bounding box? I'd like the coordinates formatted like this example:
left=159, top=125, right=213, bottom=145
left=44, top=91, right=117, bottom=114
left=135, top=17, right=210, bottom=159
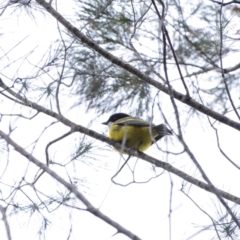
left=102, top=113, right=172, bottom=153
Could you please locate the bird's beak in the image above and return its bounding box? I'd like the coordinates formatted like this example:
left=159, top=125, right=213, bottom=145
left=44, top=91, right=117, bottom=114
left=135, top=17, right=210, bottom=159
left=102, top=122, right=108, bottom=125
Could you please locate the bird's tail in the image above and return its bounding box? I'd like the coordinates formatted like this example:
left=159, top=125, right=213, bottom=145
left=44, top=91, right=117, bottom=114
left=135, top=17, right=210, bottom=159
left=152, top=124, right=172, bottom=142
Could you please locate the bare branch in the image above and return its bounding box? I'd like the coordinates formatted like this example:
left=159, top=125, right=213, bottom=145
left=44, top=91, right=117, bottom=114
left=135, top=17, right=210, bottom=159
left=0, top=204, right=12, bottom=240
left=223, top=62, right=240, bottom=73
left=210, top=0, right=240, bottom=6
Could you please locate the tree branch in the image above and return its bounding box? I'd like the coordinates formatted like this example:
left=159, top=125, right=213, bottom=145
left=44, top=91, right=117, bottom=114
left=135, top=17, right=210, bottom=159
left=1, top=79, right=240, bottom=205
left=33, top=0, right=240, bottom=132
left=0, top=130, right=142, bottom=240
left=0, top=204, right=12, bottom=240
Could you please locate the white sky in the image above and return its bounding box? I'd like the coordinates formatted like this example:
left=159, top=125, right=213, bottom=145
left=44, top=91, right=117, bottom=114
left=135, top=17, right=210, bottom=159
left=0, top=1, right=240, bottom=240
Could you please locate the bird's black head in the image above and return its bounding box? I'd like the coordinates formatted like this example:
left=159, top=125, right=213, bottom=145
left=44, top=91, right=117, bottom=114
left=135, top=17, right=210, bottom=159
left=102, top=113, right=130, bottom=125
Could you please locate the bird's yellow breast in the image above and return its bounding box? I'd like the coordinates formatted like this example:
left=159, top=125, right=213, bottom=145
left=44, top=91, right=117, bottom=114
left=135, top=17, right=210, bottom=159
left=109, top=124, right=158, bottom=152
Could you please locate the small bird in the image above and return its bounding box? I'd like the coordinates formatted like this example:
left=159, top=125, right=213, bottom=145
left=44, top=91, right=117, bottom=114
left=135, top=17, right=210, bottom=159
left=102, top=113, right=172, bottom=152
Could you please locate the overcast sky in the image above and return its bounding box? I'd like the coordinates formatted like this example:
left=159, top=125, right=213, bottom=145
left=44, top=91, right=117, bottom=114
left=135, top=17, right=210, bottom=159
left=1, top=1, right=240, bottom=240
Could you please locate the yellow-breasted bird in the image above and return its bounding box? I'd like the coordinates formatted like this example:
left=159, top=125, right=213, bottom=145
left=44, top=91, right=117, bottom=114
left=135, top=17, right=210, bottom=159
left=102, top=113, right=172, bottom=152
